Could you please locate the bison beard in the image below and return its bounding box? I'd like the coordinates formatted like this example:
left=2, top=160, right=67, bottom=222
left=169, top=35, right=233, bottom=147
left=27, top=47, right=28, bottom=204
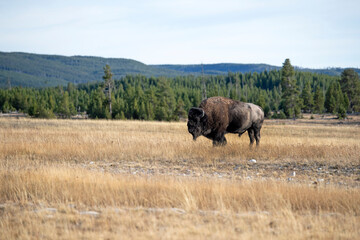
left=187, top=96, right=264, bottom=146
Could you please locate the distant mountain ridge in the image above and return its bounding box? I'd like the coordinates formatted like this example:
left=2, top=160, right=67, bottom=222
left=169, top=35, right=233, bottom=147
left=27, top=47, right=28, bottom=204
left=151, top=63, right=280, bottom=75
left=154, top=64, right=360, bottom=77
left=0, top=52, right=359, bottom=88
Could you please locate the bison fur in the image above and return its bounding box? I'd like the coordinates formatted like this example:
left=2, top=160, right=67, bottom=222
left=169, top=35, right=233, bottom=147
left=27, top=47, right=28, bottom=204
left=187, top=96, right=264, bottom=146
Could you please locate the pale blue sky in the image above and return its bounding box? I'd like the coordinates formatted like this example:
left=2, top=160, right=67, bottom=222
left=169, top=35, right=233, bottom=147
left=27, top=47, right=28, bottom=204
left=1, top=0, right=359, bottom=68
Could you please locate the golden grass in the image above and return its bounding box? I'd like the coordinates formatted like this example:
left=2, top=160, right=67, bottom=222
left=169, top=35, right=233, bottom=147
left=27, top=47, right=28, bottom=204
left=0, top=117, right=360, bottom=239
left=1, top=165, right=359, bottom=213
left=1, top=118, right=359, bottom=164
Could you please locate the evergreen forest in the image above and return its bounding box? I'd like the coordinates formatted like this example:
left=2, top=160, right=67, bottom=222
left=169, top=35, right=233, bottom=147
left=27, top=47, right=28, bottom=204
left=1, top=59, right=360, bottom=121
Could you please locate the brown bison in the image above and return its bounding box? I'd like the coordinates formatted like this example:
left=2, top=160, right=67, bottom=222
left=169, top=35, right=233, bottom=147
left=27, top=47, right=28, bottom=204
left=187, top=96, right=264, bottom=146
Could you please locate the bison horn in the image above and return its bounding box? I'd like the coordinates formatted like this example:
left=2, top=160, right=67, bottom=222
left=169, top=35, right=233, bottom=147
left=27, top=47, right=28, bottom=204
left=189, top=107, right=206, bottom=119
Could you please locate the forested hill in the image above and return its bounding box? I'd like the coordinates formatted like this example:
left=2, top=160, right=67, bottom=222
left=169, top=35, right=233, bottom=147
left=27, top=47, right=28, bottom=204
left=0, top=52, right=182, bottom=88
left=1, top=52, right=359, bottom=88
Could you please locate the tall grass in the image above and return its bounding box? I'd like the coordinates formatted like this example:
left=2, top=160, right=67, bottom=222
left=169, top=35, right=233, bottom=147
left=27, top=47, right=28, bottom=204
left=1, top=118, right=359, bottom=164
left=1, top=164, right=359, bottom=213
left=0, top=118, right=359, bottom=239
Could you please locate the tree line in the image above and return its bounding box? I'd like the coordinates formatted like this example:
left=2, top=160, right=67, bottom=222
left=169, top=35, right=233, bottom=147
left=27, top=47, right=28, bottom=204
left=1, top=59, right=359, bottom=120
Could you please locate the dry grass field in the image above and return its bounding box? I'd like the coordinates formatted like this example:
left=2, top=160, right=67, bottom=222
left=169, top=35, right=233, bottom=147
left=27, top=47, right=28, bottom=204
left=0, top=115, right=359, bottom=239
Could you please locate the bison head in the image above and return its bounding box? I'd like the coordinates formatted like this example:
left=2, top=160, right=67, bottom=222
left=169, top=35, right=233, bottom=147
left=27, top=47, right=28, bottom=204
left=187, top=107, right=207, bottom=141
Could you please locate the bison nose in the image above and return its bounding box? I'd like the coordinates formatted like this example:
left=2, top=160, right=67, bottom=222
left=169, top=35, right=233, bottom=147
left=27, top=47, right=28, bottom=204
left=192, top=134, right=197, bottom=141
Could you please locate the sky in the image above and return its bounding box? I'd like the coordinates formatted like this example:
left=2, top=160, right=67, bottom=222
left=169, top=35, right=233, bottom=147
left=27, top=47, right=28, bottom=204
left=1, top=0, right=359, bottom=68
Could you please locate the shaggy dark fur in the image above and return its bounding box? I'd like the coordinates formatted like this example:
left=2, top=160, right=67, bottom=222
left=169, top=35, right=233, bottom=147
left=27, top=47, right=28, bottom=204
left=187, top=96, right=264, bottom=146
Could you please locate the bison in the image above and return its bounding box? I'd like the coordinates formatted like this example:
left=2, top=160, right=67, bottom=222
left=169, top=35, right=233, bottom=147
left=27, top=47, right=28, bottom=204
left=187, top=96, right=264, bottom=146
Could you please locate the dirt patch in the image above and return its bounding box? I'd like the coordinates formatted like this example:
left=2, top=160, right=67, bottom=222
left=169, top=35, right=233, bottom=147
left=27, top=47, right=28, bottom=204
left=82, top=158, right=360, bottom=188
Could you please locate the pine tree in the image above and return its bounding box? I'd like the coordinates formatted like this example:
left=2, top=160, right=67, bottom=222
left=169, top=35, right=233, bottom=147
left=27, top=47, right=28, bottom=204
left=112, top=97, right=124, bottom=119
left=37, top=97, right=55, bottom=119
left=201, top=64, right=207, bottom=100
left=156, top=78, right=176, bottom=120
left=88, top=87, right=106, bottom=118
left=132, top=98, right=139, bottom=119
left=155, top=98, right=168, bottom=121
left=174, top=98, right=187, bottom=120
left=280, top=59, right=302, bottom=118
left=182, top=92, right=191, bottom=111
left=325, top=83, right=336, bottom=113
left=48, top=94, right=56, bottom=111
left=235, top=74, right=241, bottom=100
left=57, top=92, right=72, bottom=118
left=325, top=81, right=349, bottom=116
left=27, top=98, right=38, bottom=116
left=256, top=90, right=266, bottom=109
left=2, top=100, right=13, bottom=113
left=139, top=101, right=147, bottom=120
left=103, top=64, right=114, bottom=118
left=270, top=87, right=282, bottom=111
left=313, top=85, right=324, bottom=113
left=301, top=80, right=314, bottom=113
left=146, top=102, right=155, bottom=120
left=339, top=69, right=360, bottom=112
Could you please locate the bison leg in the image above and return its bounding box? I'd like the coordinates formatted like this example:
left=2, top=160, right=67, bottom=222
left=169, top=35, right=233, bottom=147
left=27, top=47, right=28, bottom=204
left=213, top=133, right=227, bottom=146
left=248, top=128, right=255, bottom=146
left=254, top=128, right=261, bottom=146
left=238, top=130, right=246, bottom=137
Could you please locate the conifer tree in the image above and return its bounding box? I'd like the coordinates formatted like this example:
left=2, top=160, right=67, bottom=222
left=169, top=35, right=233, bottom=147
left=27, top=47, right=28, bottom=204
left=156, top=78, right=176, bottom=120
left=256, top=91, right=266, bottom=109
left=325, top=81, right=349, bottom=116
left=201, top=64, right=207, bottom=100
left=88, top=87, right=106, bottom=118
left=174, top=98, right=187, bottom=120
left=103, top=64, right=114, bottom=117
left=313, top=85, right=324, bottom=113
left=57, top=92, right=71, bottom=118
left=301, top=80, right=314, bottom=113
left=280, top=59, right=302, bottom=118
left=155, top=98, right=168, bottom=121
left=139, top=101, right=147, bottom=120
left=339, top=69, right=360, bottom=112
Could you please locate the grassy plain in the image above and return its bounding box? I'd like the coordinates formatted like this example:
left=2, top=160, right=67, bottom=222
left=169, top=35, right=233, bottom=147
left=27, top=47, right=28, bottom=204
left=0, top=116, right=359, bottom=239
